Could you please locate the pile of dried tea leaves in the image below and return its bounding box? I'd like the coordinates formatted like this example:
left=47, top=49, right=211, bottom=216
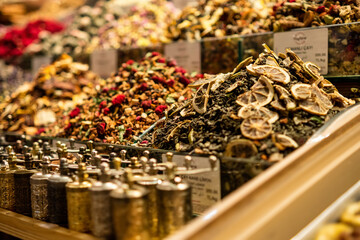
left=150, top=45, right=355, bottom=161
left=55, top=52, right=195, bottom=144
left=0, top=54, right=98, bottom=135
left=270, top=0, right=360, bottom=31
left=167, top=0, right=270, bottom=41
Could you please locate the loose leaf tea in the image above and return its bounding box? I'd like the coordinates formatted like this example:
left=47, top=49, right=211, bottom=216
left=0, top=54, right=98, bottom=135
left=150, top=45, right=355, bottom=161
left=55, top=52, right=195, bottom=144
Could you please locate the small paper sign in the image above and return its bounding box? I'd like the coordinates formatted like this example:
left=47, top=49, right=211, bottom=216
left=172, top=0, right=197, bottom=9
left=274, top=28, right=328, bottom=75
left=90, top=49, right=118, bottom=78
left=32, top=56, right=52, bottom=76
left=162, top=154, right=221, bottom=215
left=165, top=41, right=201, bottom=74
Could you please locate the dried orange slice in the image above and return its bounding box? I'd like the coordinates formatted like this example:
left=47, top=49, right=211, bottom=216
left=238, top=106, right=278, bottom=123
left=299, top=85, right=333, bottom=116
left=290, top=83, right=312, bottom=100
left=236, top=76, right=274, bottom=107
left=224, top=139, right=258, bottom=158
left=246, top=64, right=290, bottom=84
left=192, top=82, right=211, bottom=114
left=241, top=117, right=272, bottom=140
left=272, top=134, right=298, bottom=150
left=274, top=85, right=296, bottom=110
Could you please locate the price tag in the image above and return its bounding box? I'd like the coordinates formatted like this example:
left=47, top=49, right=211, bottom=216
left=274, top=28, right=328, bottom=75
left=90, top=49, right=118, bottom=78
left=172, top=0, right=197, bottom=9
left=164, top=41, right=201, bottom=74
left=162, top=154, right=221, bottom=215
left=32, top=56, right=52, bottom=76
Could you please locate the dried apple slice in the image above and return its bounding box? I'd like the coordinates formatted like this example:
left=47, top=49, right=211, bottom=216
left=238, top=106, right=278, bottom=123
left=192, top=82, right=211, bottom=114
left=241, top=117, right=272, bottom=140
left=299, top=84, right=333, bottom=116
left=272, top=134, right=299, bottom=151
left=236, top=76, right=274, bottom=107
left=246, top=64, right=290, bottom=84
left=290, top=83, right=312, bottom=100
left=224, top=139, right=258, bottom=158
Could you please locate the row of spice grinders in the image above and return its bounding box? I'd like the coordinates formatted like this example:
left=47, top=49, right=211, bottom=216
left=0, top=141, right=194, bottom=240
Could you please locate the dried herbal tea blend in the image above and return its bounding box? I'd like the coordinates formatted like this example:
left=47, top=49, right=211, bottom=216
left=55, top=52, right=195, bottom=144
left=0, top=54, right=98, bottom=135
left=87, top=0, right=177, bottom=52
left=167, top=0, right=270, bottom=41
left=270, top=0, right=360, bottom=31
left=150, top=45, right=355, bottom=161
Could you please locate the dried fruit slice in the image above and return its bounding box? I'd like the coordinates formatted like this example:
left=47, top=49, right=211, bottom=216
left=272, top=134, right=299, bottom=151
left=210, top=73, right=231, bottom=92
left=236, top=76, right=274, bottom=107
left=265, top=56, right=280, bottom=67
left=315, top=224, right=352, bottom=240
left=274, top=85, right=296, bottom=110
left=271, top=100, right=286, bottom=111
left=341, top=202, right=360, bottom=226
left=303, top=61, right=321, bottom=79
left=193, top=82, right=211, bottom=114
left=328, top=91, right=356, bottom=107
left=290, top=83, right=312, bottom=100
left=232, top=56, right=253, bottom=74
left=224, top=139, right=258, bottom=158
left=299, top=85, right=333, bottom=116
left=246, top=64, right=290, bottom=84
left=241, top=117, right=272, bottom=140
left=238, top=106, right=278, bottom=123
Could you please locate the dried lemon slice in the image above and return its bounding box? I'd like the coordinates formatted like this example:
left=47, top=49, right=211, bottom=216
left=232, top=56, right=253, bottom=74
left=246, top=64, right=290, bottom=84
left=272, top=134, right=298, bottom=150
left=265, top=56, right=280, bottom=67
left=341, top=202, right=360, bottom=226
left=315, top=223, right=352, bottom=240
left=290, top=83, right=312, bottom=100
left=193, top=82, right=211, bottom=114
left=238, top=106, right=279, bottom=123
left=274, top=85, right=296, bottom=110
left=303, top=61, right=321, bottom=79
left=236, top=76, right=274, bottom=107
left=299, top=85, right=333, bottom=116
left=241, top=117, right=272, bottom=140
left=224, top=139, right=258, bottom=158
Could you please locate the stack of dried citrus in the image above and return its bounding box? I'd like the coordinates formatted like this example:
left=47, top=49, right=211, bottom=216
left=0, top=54, right=98, bottom=135
left=151, top=45, right=354, bottom=161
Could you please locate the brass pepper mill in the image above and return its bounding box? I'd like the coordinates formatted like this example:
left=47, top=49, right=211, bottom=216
left=48, top=158, right=72, bottom=225
left=157, top=162, right=192, bottom=239
left=111, top=169, right=150, bottom=240
left=30, top=156, right=52, bottom=220
left=0, top=152, right=17, bottom=210
left=89, top=162, right=117, bottom=238
left=66, top=163, right=92, bottom=232
left=14, top=153, right=37, bottom=216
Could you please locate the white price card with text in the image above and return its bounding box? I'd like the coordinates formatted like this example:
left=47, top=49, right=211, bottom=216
left=90, top=49, right=118, bottom=78
left=32, top=55, right=52, bottom=76
left=274, top=28, right=328, bottom=75
left=162, top=154, right=221, bottom=215
left=164, top=41, right=201, bottom=74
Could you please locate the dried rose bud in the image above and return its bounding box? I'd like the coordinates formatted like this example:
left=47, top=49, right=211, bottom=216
left=179, top=76, right=191, bottom=86
left=99, top=100, right=107, bottom=109
left=157, top=57, right=166, bottom=63
left=103, top=107, right=110, bottom=115
left=112, top=94, right=126, bottom=106
left=142, top=100, right=152, bottom=109
left=175, top=67, right=186, bottom=74
left=126, top=59, right=135, bottom=65
left=64, top=123, right=72, bottom=130
left=139, top=82, right=148, bottom=91
left=102, top=88, right=109, bottom=93
left=316, top=6, right=326, bottom=13
left=195, top=74, right=204, bottom=79
left=136, top=116, right=141, bottom=121
left=69, top=107, right=80, bottom=118
left=151, top=52, right=160, bottom=57
left=152, top=76, right=166, bottom=84
left=140, top=140, right=149, bottom=144
left=97, top=122, right=106, bottom=135
left=124, top=128, right=133, bottom=137
left=155, top=105, right=167, bottom=115
left=167, top=59, right=177, bottom=67
left=36, top=128, right=45, bottom=135
left=166, top=79, right=175, bottom=87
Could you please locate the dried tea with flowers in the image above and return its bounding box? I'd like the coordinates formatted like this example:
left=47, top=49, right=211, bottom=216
left=0, top=54, right=98, bottom=135
left=87, top=0, right=177, bottom=52
left=55, top=52, right=195, bottom=144
left=167, top=0, right=270, bottom=41
left=150, top=45, right=355, bottom=161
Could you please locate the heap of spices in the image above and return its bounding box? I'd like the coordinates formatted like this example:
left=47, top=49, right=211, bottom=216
left=87, top=0, right=177, bottom=52
left=270, top=0, right=360, bottom=31
left=166, top=0, right=270, bottom=41
left=56, top=52, right=194, bottom=144
left=150, top=45, right=355, bottom=161
left=0, top=54, right=98, bottom=135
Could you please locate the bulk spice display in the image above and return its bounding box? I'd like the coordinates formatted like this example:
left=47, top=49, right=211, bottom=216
left=54, top=52, right=195, bottom=144
left=150, top=45, right=355, bottom=161
left=87, top=0, right=177, bottom=52
left=0, top=54, right=98, bottom=135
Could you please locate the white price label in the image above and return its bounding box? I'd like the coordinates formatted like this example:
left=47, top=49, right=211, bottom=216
left=165, top=41, right=201, bottom=74
left=162, top=154, right=221, bottom=215
left=274, top=28, right=328, bottom=75
left=172, top=0, right=197, bottom=9
left=32, top=56, right=52, bottom=76
left=90, top=49, right=118, bottom=78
